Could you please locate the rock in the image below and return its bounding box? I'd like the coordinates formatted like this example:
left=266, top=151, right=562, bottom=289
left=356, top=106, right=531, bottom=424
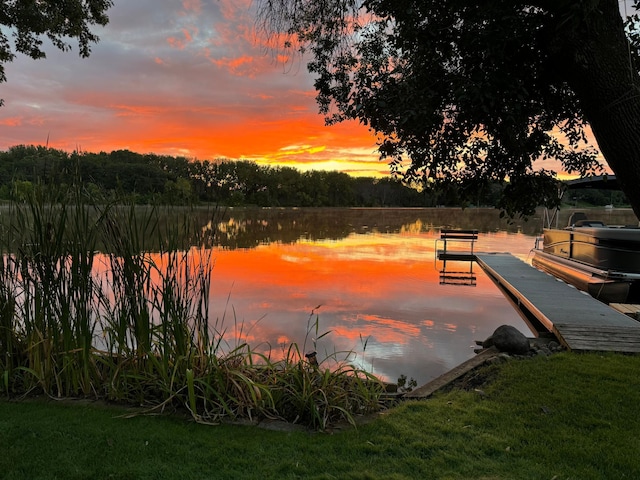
left=548, top=341, right=562, bottom=352
left=482, top=325, right=531, bottom=355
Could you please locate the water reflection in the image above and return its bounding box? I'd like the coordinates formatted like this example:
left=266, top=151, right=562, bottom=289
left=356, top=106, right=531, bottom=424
left=208, top=207, right=545, bottom=249
left=4, top=204, right=636, bottom=386
left=205, top=208, right=565, bottom=384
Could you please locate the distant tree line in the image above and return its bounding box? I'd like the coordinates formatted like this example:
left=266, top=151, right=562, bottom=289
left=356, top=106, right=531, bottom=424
left=566, top=189, right=628, bottom=208
left=0, top=145, right=625, bottom=208
left=0, top=145, right=489, bottom=207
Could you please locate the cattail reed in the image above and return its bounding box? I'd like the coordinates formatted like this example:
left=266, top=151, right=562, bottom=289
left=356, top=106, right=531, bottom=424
left=0, top=181, right=383, bottom=429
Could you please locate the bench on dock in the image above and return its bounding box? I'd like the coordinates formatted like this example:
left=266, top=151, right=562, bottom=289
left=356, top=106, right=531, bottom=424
left=436, top=229, right=478, bottom=285
left=436, top=229, right=478, bottom=261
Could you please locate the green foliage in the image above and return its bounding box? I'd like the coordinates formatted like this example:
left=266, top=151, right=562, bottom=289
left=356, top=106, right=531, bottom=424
left=16, top=144, right=632, bottom=211
left=2, top=353, right=640, bottom=478
left=0, top=145, right=461, bottom=207
left=569, top=188, right=628, bottom=208
left=396, top=374, right=417, bottom=393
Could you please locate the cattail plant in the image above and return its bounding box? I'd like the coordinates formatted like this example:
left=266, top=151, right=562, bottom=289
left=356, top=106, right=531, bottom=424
left=0, top=180, right=384, bottom=429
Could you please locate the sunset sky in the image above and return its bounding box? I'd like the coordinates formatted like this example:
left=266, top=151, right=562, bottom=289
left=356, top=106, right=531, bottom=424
left=1, top=1, right=630, bottom=178
left=0, top=0, right=385, bottom=177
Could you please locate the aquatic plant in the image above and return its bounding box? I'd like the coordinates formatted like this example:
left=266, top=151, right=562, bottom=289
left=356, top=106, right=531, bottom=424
left=0, top=182, right=384, bottom=429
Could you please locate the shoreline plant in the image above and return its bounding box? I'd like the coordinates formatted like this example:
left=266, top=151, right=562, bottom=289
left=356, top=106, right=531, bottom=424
left=0, top=183, right=384, bottom=430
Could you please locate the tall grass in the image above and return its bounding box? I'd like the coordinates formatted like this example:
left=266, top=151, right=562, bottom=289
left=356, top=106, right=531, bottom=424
left=0, top=184, right=383, bottom=429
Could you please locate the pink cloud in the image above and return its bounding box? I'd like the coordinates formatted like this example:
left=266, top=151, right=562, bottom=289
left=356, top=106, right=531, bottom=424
left=0, top=117, right=22, bottom=127
left=181, top=0, right=202, bottom=14
left=167, top=27, right=196, bottom=50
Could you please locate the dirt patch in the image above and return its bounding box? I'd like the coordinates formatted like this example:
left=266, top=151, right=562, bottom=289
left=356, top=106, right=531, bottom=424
left=439, top=362, right=502, bottom=394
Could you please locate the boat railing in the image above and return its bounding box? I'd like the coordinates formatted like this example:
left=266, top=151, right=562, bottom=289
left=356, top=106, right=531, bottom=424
left=542, top=206, right=560, bottom=230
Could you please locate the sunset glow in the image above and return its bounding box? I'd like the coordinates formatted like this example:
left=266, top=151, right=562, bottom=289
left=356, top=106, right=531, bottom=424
left=0, top=0, right=612, bottom=181
left=0, top=0, right=386, bottom=177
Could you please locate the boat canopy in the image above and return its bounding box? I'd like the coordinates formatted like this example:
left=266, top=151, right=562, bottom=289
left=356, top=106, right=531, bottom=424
left=542, top=175, right=618, bottom=229
left=564, top=175, right=618, bottom=190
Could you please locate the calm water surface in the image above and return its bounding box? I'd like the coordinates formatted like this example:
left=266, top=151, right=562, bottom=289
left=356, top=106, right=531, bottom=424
left=205, top=207, right=637, bottom=384
left=203, top=208, right=522, bottom=384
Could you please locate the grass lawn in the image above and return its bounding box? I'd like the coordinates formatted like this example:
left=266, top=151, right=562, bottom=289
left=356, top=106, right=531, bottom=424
left=2, top=352, right=640, bottom=480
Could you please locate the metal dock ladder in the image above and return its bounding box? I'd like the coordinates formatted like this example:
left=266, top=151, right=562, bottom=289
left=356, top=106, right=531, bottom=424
left=435, top=229, right=478, bottom=286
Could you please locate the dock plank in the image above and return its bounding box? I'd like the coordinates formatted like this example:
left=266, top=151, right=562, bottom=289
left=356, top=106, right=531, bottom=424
left=404, top=347, right=499, bottom=399
left=476, top=253, right=640, bottom=353
left=552, top=324, right=640, bottom=352
left=610, top=303, right=640, bottom=319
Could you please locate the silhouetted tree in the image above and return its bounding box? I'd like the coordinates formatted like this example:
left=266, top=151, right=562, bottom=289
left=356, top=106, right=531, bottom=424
left=0, top=1, right=113, bottom=106
left=256, top=0, right=640, bottom=217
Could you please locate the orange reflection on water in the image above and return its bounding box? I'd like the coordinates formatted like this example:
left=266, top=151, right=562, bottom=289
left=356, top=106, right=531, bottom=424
left=208, top=230, right=534, bottom=383
left=331, top=314, right=422, bottom=344
left=87, top=226, right=535, bottom=382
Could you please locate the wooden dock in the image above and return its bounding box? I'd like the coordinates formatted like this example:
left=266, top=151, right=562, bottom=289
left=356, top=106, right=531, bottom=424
left=610, top=303, right=640, bottom=320
left=476, top=253, right=640, bottom=353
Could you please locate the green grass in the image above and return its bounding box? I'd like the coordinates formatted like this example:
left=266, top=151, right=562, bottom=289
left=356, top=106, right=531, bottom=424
left=2, top=352, right=639, bottom=479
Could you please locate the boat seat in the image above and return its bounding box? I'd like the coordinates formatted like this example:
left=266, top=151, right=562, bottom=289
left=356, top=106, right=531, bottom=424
left=574, top=220, right=606, bottom=227
left=567, top=212, right=588, bottom=227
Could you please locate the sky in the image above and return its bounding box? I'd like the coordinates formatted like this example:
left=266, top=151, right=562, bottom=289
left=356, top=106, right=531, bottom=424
left=0, top=0, right=386, bottom=177
left=2, top=1, right=634, bottom=178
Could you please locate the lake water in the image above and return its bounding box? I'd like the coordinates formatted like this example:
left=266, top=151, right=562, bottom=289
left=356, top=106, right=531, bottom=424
left=203, top=207, right=566, bottom=385
left=203, top=207, right=639, bottom=385
left=4, top=204, right=636, bottom=388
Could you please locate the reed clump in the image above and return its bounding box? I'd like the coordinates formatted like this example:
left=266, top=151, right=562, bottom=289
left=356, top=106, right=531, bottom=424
left=0, top=185, right=384, bottom=429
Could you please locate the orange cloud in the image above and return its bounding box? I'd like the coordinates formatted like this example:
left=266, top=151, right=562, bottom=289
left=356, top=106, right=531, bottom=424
left=210, top=55, right=257, bottom=76
left=275, top=145, right=327, bottom=157
left=168, top=27, right=196, bottom=50
left=0, top=117, right=22, bottom=127
left=248, top=93, right=275, bottom=100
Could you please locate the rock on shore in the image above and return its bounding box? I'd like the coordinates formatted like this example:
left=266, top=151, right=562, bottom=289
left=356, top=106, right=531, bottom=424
left=482, top=325, right=531, bottom=355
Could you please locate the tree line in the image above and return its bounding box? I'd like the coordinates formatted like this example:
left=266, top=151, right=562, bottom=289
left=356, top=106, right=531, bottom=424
left=1, top=145, right=626, bottom=208
left=0, top=145, right=507, bottom=207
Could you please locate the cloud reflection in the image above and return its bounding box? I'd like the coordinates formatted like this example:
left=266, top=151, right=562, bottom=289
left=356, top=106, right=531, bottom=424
left=208, top=227, right=534, bottom=384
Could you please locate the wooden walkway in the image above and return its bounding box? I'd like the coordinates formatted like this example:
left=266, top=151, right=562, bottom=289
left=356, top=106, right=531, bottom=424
left=476, top=253, right=640, bottom=353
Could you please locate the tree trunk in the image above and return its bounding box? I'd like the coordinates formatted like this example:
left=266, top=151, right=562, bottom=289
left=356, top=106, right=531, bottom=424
left=554, top=0, right=640, bottom=219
